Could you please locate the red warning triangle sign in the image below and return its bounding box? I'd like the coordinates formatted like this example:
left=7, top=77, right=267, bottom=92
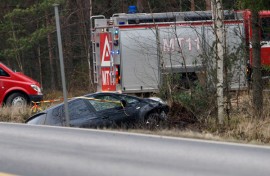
left=100, top=33, right=111, bottom=67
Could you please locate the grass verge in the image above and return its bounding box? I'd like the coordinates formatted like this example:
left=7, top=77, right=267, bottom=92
left=0, top=91, right=269, bottom=145
left=0, top=106, right=32, bottom=123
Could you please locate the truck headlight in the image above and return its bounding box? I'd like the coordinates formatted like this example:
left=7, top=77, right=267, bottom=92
left=31, top=85, right=42, bottom=94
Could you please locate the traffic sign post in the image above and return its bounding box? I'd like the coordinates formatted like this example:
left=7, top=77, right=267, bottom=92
left=54, top=4, right=70, bottom=127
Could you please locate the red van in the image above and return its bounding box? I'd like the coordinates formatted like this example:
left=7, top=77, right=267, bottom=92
left=0, top=62, right=43, bottom=106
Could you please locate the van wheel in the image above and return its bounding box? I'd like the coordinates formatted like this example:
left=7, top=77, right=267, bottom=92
left=6, top=93, right=28, bottom=107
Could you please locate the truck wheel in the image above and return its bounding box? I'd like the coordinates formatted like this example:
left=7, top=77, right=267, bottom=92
left=6, top=93, right=28, bottom=107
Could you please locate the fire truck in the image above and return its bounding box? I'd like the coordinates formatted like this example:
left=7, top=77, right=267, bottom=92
left=90, top=10, right=270, bottom=93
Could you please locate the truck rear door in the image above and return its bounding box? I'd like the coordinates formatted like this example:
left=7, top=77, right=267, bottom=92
left=120, top=28, right=160, bottom=93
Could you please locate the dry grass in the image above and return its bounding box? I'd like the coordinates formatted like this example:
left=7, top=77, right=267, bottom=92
left=122, top=128, right=225, bottom=141
left=124, top=91, right=270, bottom=145
left=0, top=106, right=33, bottom=123
left=1, top=90, right=270, bottom=145
left=224, top=117, right=270, bottom=144
left=200, top=91, right=270, bottom=144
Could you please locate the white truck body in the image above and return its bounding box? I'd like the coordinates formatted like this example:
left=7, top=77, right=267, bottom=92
left=91, top=11, right=247, bottom=93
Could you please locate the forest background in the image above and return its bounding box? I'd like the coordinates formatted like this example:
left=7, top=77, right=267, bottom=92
left=0, top=0, right=237, bottom=92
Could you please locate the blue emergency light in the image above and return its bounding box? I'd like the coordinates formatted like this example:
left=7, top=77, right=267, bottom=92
left=111, top=50, right=120, bottom=55
left=128, top=6, right=137, bottom=14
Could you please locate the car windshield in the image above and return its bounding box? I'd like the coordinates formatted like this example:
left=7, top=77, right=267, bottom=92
left=117, top=95, right=139, bottom=104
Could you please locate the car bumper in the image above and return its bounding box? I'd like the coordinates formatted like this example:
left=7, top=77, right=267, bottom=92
left=29, top=95, right=43, bottom=103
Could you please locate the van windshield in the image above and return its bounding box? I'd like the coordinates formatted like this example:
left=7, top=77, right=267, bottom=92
left=0, top=67, right=10, bottom=77
left=0, top=63, right=15, bottom=74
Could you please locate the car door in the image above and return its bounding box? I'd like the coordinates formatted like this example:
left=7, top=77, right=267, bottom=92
left=46, top=99, right=107, bottom=128
left=114, top=94, right=142, bottom=120
left=87, top=94, right=130, bottom=126
left=67, top=99, right=100, bottom=127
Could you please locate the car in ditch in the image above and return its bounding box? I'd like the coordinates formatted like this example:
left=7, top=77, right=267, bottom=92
left=26, top=92, right=169, bottom=128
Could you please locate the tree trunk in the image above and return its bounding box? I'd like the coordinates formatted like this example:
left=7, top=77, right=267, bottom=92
left=11, top=22, right=23, bottom=72
left=213, top=0, right=224, bottom=124
left=137, top=0, right=144, bottom=13
left=251, top=10, right=263, bottom=118
left=205, top=0, right=211, bottom=10
left=77, top=0, right=94, bottom=90
left=191, top=0, right=195, bottom=11
left=63, top=0, right=73, bottom=90
left=37, top=44, right=43, bottom=88
left=46, top=10, right=56, bottom=90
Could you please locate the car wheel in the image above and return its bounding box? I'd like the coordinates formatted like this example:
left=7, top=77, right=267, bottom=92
left=145, top=112, right=160, bottom=130
left=6, top=93, right=28, bottom=107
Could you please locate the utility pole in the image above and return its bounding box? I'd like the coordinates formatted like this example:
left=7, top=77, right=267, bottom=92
left=54, top=4, right=70, bottom=127
left=212, top=0, right=224, bottom=124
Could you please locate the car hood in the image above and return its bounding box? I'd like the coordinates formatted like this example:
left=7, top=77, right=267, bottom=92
left=145, top=97, right=167, bottom=105
left=13, top=72, right=40, bottom=85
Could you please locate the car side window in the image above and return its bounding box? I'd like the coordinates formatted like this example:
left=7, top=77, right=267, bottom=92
left=0, top=68, right=9, bottom=77
left=49, top=105, right=64, bottom=125
left=51, top=99, right=92, bottom=123
left=68, top=99, right=92, bottom=120
left=118, top=95, right=139, bottom=104
left=88, top=95, right=122, bottom=111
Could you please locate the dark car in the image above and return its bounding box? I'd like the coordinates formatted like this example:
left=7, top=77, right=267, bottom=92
left=26, top=92, right=169, bottom=128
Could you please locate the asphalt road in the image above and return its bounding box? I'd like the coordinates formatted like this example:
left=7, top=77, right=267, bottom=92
left=0, top=123, right=270, bottom=176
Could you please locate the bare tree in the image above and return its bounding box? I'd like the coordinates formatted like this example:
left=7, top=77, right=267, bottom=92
left=251, top=10, right=263, bottom=117
left=205, top=0, right=211, bottom=10
left=137, top=0, right=144, bottom=13
left=191, top=0, right=195, bottom=11
left=239, top=0, right=268, bottom=118
left=89, top=0, right=94, bottom=89
left=212, top=0, right=224, bottom=124
left=46, top=10, right=56, bottom=90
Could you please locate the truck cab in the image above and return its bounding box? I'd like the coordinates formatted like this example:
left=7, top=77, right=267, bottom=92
left=0, top=62, right=43, bottom=106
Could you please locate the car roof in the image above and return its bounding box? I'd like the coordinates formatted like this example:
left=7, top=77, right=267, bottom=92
left=84, top=92, right=120, bottom=96
left=84, top=92, right=142, bottom=99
